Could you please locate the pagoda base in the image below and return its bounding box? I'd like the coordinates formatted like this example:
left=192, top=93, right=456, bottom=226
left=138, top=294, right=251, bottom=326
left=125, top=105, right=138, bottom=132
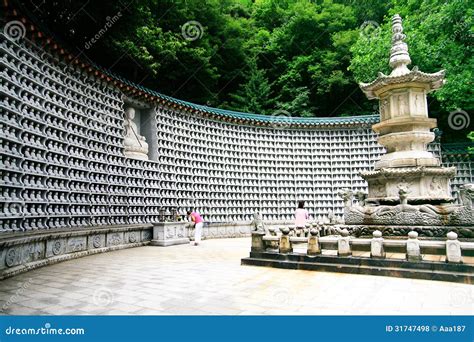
left=361, top=166, right=456, bottom=204
left=340, top=182, right=473, bottom=230
left=343, top=202, right=474, bottom=229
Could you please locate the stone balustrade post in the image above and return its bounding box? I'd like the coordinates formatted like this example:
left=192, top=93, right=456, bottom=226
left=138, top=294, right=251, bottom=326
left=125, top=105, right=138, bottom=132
left=251, top=232, right=265, bottom=252
left=446, top=231, right=462, bottom=263
left=307, top=229, right=321, bottom=256
left=406, top=231, right=422, bottom=261
left=337, top=229, right=351, bottom=256
left=370, top=230, right=385, bottom=258
left=279, top=227, right=293, bottom=254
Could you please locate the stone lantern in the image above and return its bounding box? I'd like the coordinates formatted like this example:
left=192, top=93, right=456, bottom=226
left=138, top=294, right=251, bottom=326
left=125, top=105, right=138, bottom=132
left=359, top=14, right=455, bottom=204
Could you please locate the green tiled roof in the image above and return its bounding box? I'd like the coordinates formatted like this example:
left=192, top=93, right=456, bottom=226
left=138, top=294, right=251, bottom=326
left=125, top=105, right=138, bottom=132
left=441, top=143, right=474, bottom=156
left=95, top=64, right=379, bottom=128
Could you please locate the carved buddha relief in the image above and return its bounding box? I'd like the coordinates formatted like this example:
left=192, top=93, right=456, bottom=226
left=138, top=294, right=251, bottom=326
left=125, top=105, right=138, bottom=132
left=429, top=177, right=444, bottom=196
left=124, top=107, right=149, bottom=160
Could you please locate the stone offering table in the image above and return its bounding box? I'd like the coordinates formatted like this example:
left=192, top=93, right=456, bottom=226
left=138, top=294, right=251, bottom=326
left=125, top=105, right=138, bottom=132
left=150, top=222, right=190, bottom=246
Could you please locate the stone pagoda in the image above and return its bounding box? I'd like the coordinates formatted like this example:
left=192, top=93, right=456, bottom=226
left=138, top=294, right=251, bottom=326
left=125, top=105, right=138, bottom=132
left=340, top=14, right=474, bottom=237
left=359, top=14, right=454, bottom=204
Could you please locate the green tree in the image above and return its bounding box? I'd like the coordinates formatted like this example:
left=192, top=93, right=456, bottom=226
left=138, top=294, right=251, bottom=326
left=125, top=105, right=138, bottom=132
left=229, top=58, right=275, bottom=114
left=350, top=0, right=473, bottom=141
left=276, top=86, right=314, bottom=117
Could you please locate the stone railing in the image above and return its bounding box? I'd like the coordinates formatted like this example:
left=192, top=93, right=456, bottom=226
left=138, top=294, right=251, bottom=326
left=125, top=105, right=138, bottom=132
left=251, top=229, right=473, bottom=263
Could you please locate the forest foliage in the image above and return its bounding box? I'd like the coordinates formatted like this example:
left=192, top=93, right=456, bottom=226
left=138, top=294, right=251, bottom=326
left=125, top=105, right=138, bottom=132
left=18, top=0, right=473, bottom=141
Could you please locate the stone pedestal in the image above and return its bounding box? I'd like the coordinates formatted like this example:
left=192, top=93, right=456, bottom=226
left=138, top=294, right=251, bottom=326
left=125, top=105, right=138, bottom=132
left=362, top=166, right=456, bottom=203
left=150, top=222, right=190, bottom=246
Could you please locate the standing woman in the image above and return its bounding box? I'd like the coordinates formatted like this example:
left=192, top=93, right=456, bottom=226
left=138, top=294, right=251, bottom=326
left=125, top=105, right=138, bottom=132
left=187, top=209, right=204, bottom=246
left=294, top=200, right=309, bottom=229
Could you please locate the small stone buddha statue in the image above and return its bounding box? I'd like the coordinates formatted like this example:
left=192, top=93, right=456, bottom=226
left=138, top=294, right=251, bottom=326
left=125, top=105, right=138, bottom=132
left=124, top=107, right=149, bottom=160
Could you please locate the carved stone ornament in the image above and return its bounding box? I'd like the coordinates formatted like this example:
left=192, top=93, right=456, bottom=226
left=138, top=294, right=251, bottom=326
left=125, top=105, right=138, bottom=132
left=165, top=227, right=174, bottom=239
left=251, top=211, right=268, bottom=234
left=110, top=233, right=122, bottom=246
left=128, top=232, right=137, bottom=243
left=338, top=189, right=353, bottom=208
left=52, top=240, right=62, bottom=255
left=68, top=238, right=85, bottom=252
left=343, top=200, right=473, bottom=227
left=5, top=248, right=17, bottom=267
left=92, top=235, right=101, bottom=248
left=429, top=177, right=444, bottom=197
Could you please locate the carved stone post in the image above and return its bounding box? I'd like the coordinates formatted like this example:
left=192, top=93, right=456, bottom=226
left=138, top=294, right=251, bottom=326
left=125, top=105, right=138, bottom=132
left=279, top=228, right=292, bottom=254
left=370, top=230, right=385, bottom=258
left=338, top=189, right=353, bottom=208
left=307, top=229, right=321, bottom=256
left=446, top=231, right=462, bottom=263
left=337, top=229, right=351, bottom=256
left=406, top=231, right=422, bottom=261
left=251, top=232, right=265, bottom=252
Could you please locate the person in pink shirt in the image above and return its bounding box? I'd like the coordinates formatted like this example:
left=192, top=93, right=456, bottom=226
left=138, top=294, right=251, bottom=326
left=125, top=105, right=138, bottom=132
left=187, top=209, right=204, bottom=246
left=294, top=200, right=309, bottom=228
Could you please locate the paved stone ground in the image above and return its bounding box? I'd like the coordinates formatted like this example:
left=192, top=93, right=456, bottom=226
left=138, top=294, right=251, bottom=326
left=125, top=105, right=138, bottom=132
left=0, top=238, right=472, bottom=315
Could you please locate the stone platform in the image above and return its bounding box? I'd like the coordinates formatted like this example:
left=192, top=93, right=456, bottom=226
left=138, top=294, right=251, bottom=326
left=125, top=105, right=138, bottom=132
left=242, top=251, right=474, bottom=284
left=0, top=224, right=154, bottom=280
left=0, top=238, right=472, bottom=315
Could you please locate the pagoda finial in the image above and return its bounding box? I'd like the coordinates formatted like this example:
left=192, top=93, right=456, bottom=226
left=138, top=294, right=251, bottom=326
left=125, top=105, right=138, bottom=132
left=389, top=14, right=411, bottom=76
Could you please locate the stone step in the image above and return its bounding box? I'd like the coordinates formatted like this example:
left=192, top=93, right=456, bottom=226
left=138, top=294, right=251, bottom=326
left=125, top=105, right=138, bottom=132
left=241, top=253, right=474, bottom=284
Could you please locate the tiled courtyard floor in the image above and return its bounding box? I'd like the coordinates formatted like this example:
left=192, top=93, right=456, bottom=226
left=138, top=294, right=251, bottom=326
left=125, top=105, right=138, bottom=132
left=0, top=238, right=472, bottom=315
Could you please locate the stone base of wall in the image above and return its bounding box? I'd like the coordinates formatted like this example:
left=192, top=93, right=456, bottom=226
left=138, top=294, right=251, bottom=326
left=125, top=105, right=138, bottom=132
left=0, top=220, right=295, bottom=279
left=0, top=225, right=153, bottom=280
